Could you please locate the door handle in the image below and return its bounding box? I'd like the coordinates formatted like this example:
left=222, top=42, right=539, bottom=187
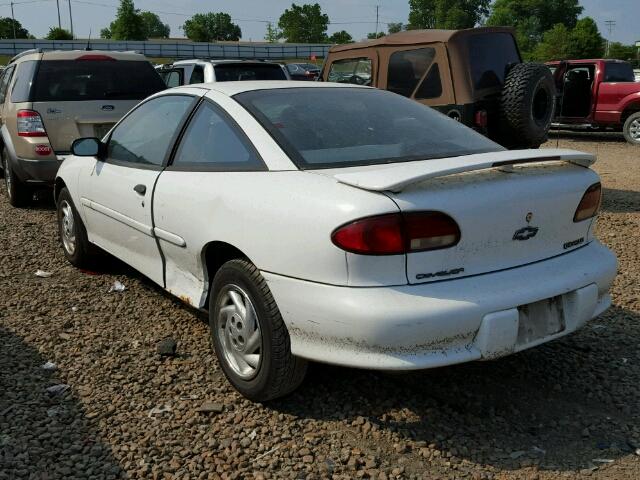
left=134, top=184, right=147, bottom=196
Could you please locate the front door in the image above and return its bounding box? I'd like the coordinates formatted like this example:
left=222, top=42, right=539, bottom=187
left=80, top=94, right=198, bottom=285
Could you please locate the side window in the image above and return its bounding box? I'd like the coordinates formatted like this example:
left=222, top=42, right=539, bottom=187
left=164, top=70, right=183, bottom=88
left=0, top=65, right=16, bottom=104
left=172, top=101, right=263, bottom=171
left=327, top=58, right=372, bottom=85
left=11, top=60, right=38, bottom=102
left=604, top=62, right=635, bottom=83
left=414, top=63, right=443, bottom=99
left=190, top=65, right=205, bottom=84
left=387, top=48, right=435, bottom=98
left=108, top=95, right=194, bottom=167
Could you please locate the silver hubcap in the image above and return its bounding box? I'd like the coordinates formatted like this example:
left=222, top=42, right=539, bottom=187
left=630, top=119, right=640, bottom=141
left=60, top=200, right=77, bottom=256
left=217, top=285, right=262, bottom=380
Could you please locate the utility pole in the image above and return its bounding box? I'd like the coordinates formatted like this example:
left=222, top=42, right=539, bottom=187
left=56, top=0, right=61, bottom=28
left=604, top=20, right=616, bottom=56
left=68, top=0, right=74, bottom=38
left=10, top=1, right=16, bottom=39
left=374, top=5, right=379, bottom=38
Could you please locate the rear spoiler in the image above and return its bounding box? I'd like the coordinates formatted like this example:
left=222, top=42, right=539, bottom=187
left=332, top=149, right=596, bottom=193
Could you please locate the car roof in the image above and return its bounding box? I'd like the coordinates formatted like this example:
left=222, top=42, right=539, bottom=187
left=10, top=49, right=148, bottom=63
left=173, top=59, right=282, bottom=66
left=329, top=26, right=515, bottom=53
left=171, top=80, right=365, bottom=97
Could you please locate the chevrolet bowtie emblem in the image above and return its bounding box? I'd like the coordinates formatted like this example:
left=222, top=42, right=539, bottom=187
left=513, top=226, right=539, bottom=241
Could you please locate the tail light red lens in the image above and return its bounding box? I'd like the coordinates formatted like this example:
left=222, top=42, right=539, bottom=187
left=76, top=54, right=115, bottom=61
left=574, top=182, right=602, bottom=222
left=17, top=110, right=47, bottom=137
left=332, top=212, right=460, bottom=255
left=474, top=109, right=488, bottom=128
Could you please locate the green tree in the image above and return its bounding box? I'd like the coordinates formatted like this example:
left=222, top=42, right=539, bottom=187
left=278, top=3, right=329, bottom=43
left=328, top=30, right=353, bottom=44
left=103, top=0, right=146, bottom=41
left=264, top=22, right=281, bottom=42
left=140, top=11, right=170, bottom=38
left=408, top=0, right=490, bottom=29
left=533, top=24, right=571, bottom=61
left=0, top=17, right=30, bottom=39
left=568, top=17, right=604, bottom=59
left=607, top=42, right=637, bottom=61
left=183, top=13, right=241, bottom=42
left=45, top=27, right=73, bottom=40
left=367, top=31, right=385, bottom=39
left=387, top=22, right=404, bottom=34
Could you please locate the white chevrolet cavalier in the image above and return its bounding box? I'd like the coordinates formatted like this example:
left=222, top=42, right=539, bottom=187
left=55, top=82, right=617, bottom=401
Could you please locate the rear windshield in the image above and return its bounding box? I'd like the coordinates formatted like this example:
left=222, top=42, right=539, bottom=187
left=214, top=63, right=286, bottom=82
left=32, top=60, right=166, bottom=102
left=604, top=62, right=635, bottom=82
left=235, top=87, right=502, bottom=169
left=468, top=33, right=521, bottom=90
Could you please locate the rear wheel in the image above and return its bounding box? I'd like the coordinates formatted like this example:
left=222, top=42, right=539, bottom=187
left=623, top=112, right=640, bottom=145
left=209, top=259, right=307, bottom=402
left=57, top=187, right=99, bottom=268
left=2, top=148, right=32, bottom=207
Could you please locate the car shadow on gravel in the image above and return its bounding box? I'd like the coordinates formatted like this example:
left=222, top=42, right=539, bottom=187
left=548, top=130, right=627, bottom=143
left=0, top=327, right=124, bottom=478
left=271, top=305, right=639, bottom=473
left=602, top=188, right=640, bottom=214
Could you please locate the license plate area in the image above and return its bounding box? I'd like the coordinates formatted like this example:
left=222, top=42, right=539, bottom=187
left=517, top=296, right=565, bottom=345
left=94, top=123, right=115, bottom=139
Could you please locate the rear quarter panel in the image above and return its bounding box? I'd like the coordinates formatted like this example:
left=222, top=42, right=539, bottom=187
left=594, top=83, right=640, bottom=124
left=152, top=171, right=401, bottom=307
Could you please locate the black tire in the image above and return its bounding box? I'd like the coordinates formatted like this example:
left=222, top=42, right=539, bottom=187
left=2, top=147, right=32, bottom=207
left=623, top=111, right=640, bottom=145
left=56, top=187, right=99, bottom=269
left=209, top=259, right=307, bottom=402
left=498, top=63, right=556, bottom=149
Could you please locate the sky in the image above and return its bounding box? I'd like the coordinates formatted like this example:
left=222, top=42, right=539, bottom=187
left=4, top=0, right=639, bottom=45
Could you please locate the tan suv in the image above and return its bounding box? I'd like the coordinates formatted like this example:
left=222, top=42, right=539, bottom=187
left=0, top=49, right=166, bottom=207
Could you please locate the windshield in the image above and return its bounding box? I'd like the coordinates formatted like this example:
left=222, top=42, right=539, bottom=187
left=214, top=64, right=286, bottom=81
left=235, top=87, right=503, bottom=169
left=32, top=60, right=166, bottom=101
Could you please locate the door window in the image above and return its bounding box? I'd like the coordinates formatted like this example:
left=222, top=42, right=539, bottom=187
left=414, top=63, right=443, bottom=99
left=604, top=62, right=635, bottom=82
left=107, top=95, right=195, bottom=167
left=171, top=101, right=263, bottom=171
left=189, top=65, right=205, bottom=84
left=0, top=65, right=15, bottom=104
left=387, top=48, right=436, bottom=97
left=327, top=58, right=372, bottom=85
left=11, top=60, right=37, bottom=102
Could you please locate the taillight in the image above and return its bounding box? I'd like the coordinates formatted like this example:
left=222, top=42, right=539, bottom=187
left=574, top=182, right=602, bottom=222
left=331, top=212, right=460, bottom=255
left=76, top=54, right=115, bottom=61
left=17, top=110, right=47, bottom=137
left=474, top=109, right=488, bottom=128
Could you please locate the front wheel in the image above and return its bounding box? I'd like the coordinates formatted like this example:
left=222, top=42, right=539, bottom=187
left=623, top=112, right=640, bottom=145
left=2, top=148, right=32, bottom=207
left=209, top=259, right=307, bottom=402
left=57, top=187, right=99, bottom=268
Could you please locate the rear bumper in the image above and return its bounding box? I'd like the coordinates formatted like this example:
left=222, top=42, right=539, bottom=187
left=12, top=157, right=64, bottom=184
left=263, top=241, right=617, bottom=370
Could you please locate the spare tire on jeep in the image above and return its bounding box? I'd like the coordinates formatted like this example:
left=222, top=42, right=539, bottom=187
left=498, top=63, right=556, bottom=149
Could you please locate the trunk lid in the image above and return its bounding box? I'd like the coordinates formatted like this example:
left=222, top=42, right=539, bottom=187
left=35, top=100, right=140, bottom=152
left=321, top=149, right=599, bottom=284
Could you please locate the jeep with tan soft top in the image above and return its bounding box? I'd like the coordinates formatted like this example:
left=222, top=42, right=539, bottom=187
left=321, top=27, right=556, bottom=150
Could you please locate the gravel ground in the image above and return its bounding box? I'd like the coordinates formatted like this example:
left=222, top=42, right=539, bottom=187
left=1, top=134, right=639, bottom=480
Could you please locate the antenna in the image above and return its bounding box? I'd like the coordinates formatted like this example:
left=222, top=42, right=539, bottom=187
left=86, top=28, right=92, bottom=51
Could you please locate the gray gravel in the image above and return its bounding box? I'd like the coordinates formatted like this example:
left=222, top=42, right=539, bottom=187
left=1, top=135, right=639, bottom=479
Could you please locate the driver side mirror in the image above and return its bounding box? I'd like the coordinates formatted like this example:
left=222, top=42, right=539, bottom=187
left=71, top=137, right=105, bottom=160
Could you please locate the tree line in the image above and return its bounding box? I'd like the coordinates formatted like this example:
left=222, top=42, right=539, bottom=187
left=0, top=0, right=637, bottom=63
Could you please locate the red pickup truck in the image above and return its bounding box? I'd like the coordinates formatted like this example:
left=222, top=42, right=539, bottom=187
left=547, top=59, right=640, bottom=145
